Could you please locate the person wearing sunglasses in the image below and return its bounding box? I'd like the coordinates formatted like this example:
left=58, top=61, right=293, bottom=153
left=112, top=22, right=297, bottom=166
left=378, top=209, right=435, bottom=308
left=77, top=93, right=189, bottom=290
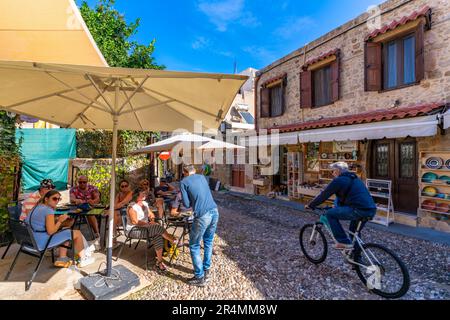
left=70, top=176, right=101, bottom=239
left=20, top=179, right=56, bottom=221
left=135, top=179, right=165, bottom=221
left=26, top=190, right=95, bottom=268
left=113, top=179, right=133, bottom=246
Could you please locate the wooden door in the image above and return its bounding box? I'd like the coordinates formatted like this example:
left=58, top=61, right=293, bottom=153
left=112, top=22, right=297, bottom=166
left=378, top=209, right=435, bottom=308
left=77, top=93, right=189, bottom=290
left=371, top=139, right=418, bottom=214
left=232, top=149, right=245, bottom=188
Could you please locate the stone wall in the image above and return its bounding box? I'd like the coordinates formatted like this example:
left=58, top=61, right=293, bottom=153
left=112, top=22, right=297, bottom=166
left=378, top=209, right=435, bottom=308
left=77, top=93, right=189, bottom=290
left=256, top=0, right=450, bottom=130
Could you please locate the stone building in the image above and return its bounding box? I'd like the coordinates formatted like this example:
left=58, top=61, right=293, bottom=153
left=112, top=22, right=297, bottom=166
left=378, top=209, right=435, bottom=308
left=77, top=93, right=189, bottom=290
left=254, top=0, right=450, bottom=232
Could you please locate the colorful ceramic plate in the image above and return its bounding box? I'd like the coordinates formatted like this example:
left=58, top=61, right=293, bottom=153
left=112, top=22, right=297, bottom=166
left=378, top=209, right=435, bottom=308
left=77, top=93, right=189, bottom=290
left=446, top=159, right=450, bottom=170
left=425, top=157, right=443, bottom=169
left=321, top=153, right=328, bottom=159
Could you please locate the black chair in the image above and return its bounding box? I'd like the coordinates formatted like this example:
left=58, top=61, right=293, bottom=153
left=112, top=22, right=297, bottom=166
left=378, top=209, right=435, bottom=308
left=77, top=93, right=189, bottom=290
left=4, top=218, right=74, bottom=291
left=1, top=204, right=22, bottom=260
left=114, top=207, right=157, bottom=271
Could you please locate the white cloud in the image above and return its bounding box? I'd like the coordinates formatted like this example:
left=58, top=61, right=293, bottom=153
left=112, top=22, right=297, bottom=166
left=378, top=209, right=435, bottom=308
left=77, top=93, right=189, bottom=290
left=197, top=0, right=260, bottom=31
left=192, top=36, right=211, bottom=50
left=274, top=16, right=315, bottom=39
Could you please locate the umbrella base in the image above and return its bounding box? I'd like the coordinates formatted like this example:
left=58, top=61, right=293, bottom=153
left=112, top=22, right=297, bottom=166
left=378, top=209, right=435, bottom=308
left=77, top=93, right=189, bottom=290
left=79, top=264, right=140, bottom=300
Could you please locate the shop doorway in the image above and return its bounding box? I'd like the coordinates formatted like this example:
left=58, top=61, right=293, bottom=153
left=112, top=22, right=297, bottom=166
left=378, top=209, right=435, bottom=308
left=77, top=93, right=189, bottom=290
left=370, top=139, right=418, bottom=214
left=232, top=148, right=245, bottom=188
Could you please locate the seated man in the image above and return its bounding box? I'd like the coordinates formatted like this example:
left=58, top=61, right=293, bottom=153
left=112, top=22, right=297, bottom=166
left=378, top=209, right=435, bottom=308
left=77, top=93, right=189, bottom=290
left=20, top=179, right=55, bottom=221
left=70, top=175, right=101, bottom=239
left=170, top=192, right=192, bottom=217
left=307, top=162, right=377, bottom=249
left=154, top=178, right=176, bottom=199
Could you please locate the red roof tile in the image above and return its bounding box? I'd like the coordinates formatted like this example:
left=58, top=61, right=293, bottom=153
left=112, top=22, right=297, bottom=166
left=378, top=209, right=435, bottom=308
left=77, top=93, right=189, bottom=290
left=261, top=73, right=287, bottom=88
left=303, top=49, right=340, bottom=70
left=270, top=103, right=444, bottom=133
left=365, top=6, right=431, bottom=41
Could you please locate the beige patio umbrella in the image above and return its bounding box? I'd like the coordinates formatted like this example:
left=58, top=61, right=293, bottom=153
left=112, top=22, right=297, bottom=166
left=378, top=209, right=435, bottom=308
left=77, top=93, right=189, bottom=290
left=0, top=0, right=107, bottom=66
left=0, top=60, right=247, bottom=276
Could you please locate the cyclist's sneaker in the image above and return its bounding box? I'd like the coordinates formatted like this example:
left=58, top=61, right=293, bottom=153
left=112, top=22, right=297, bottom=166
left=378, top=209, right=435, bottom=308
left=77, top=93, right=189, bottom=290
left=334, top=243, right=354, bottom=250
left=319, top=215, right=331, bottom=230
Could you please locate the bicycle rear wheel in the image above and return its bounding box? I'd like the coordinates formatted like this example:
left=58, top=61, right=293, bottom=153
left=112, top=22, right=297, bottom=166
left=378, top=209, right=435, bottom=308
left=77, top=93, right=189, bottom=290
left=353, top=243, right=410, bottom=299
left=299, top=224, right=328, bottom=264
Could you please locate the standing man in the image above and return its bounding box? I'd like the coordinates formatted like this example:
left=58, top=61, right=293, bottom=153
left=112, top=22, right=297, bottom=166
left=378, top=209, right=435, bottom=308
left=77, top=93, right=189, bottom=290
left=70, top=175, right=101, bottom=239
left=180, top=165, right=219, bottom=287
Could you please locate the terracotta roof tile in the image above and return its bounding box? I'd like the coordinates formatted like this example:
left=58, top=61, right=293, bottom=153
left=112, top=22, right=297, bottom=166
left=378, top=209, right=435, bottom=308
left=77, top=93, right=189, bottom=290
left=270, top=103, right=444, bottom=133
left=365, top=6, right=431, bottom=41
left=303, top=49, right=340, bottom=70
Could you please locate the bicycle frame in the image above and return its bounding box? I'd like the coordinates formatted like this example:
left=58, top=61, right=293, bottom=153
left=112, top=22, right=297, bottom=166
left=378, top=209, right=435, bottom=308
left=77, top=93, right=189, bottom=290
left=311, top=218, right=382, bottom=271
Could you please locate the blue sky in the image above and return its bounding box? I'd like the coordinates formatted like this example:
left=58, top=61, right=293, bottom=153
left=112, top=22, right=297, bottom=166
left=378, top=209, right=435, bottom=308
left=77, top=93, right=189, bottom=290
left=77, top=0, right=384, bottom=74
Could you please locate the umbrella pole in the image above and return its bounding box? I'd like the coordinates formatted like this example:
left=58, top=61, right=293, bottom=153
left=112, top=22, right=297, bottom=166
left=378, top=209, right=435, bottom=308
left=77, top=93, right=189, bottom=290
left=106, top=95, right=119, bottom=277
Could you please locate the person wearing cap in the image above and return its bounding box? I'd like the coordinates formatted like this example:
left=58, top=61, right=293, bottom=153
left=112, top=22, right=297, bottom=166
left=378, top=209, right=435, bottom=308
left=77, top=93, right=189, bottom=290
left=20, top=179, right=56, bottom=221
left=154, top=178, right=176, bottom=199
left=306, top=162, right=376, bottom=250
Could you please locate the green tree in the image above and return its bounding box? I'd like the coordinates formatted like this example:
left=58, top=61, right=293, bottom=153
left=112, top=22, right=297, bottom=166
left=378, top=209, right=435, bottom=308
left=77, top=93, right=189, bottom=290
left=80, top=0, right=165, bottom=69
left=78, top=0, right=163, bottom=159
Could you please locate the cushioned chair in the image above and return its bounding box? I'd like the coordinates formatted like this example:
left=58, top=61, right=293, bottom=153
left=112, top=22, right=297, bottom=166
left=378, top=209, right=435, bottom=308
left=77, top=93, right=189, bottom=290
left=4, top=218, right=74, bottom=291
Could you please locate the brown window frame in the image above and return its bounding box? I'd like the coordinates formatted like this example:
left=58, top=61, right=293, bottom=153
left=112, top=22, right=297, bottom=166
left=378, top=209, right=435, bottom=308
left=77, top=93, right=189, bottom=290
left=381, top=32, right=417, bottom=91
left=312, top=64, right=333, bottom=108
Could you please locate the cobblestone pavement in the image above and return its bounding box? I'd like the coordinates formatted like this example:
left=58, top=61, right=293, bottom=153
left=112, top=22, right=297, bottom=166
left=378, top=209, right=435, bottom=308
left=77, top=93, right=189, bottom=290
left=128, top=192, right=450, bottom=300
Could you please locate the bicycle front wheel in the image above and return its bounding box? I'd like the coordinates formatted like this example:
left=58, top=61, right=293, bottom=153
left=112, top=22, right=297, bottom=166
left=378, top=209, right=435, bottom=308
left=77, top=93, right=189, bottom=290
left=354, top=243, right=410, bottom=299
left=299, top=224, right=328, bottom=264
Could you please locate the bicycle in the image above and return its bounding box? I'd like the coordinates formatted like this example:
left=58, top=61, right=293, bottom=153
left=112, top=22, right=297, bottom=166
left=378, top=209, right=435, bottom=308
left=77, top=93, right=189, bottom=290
left=299, top=207, right=410, bottom=299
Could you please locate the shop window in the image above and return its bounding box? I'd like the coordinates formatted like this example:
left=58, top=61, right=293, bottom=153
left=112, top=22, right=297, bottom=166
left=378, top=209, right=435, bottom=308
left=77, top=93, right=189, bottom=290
left=306, top=142, right=320, bottom=172
left=375, top=143, right=389, bottom=177
left=399, top=142, right=415, bottom=178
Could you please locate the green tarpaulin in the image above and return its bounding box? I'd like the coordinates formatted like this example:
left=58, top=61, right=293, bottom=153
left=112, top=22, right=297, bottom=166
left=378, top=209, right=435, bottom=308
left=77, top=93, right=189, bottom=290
left=15, top=129, right=76, bottom=191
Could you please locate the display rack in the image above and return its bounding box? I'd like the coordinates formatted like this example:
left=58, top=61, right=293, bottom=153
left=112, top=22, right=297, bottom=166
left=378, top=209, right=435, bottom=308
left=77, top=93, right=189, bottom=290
left=287, top=151, right=303, bottom=198
left=366, top=179, right=395, bottom=226
left=418, top=151, right=450, bottom=222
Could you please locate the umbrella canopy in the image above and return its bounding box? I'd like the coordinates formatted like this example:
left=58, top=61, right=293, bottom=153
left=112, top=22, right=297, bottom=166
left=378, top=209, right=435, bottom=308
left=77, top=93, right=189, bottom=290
left=0, top=60, right=247, bottom=276
left=0, top=0, right=107, bottom=66
left=130, top=132, right=245, bottom=154
left=0, top=61, right=246, bottom=131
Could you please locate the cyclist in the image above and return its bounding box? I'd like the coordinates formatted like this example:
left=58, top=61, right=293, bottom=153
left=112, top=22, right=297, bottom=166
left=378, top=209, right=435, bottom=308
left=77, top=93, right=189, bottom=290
left=306, top=162, right=376, bottom=250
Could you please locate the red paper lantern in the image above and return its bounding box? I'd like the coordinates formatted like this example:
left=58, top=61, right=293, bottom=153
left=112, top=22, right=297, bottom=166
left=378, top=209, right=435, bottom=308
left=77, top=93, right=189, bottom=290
left=159, top=152, right=171, bottom=161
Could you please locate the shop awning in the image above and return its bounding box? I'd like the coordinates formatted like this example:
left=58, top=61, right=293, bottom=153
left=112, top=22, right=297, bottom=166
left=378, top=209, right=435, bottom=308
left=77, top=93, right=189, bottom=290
left=444, top=109, right=450, bottom=130
left=248, top=131, right=298, bottom=146
left=298, top=115, right=438, bottom=143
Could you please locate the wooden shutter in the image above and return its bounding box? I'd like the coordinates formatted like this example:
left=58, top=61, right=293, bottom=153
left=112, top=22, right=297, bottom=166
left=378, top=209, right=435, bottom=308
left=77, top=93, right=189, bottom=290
left=415, top=21, right=425, bottom=83
left=281, top=78, right=286, bottom=115
left=330, top=58, right=340, bottom=102
left=300, top=71, right=312, bottom=108
left=260, top=88, right=270, bottom=118
left=365, top=42, right=382, bottom=91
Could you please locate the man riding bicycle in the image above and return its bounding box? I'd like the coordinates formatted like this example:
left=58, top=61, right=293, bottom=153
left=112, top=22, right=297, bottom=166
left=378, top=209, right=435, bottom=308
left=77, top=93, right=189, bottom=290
left=306, top=162, right=377, bottom=250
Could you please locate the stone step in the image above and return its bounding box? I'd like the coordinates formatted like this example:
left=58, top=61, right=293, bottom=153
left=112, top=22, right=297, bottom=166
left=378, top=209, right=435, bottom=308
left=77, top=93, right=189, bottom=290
left=394, top=212, right=417, bottom=227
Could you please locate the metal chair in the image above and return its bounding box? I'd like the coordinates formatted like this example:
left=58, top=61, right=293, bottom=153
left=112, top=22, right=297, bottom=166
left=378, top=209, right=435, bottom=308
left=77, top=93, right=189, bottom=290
left=1, top=204, right=22, bottom=260
left=4, top=218, right=74, bottom=291
left=114, top=207, right=157, bottom=271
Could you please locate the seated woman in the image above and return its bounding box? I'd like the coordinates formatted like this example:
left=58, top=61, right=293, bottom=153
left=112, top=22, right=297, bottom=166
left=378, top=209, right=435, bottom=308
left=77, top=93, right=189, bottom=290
left=135, top=179, right=165, bottom=221
left=126, top=191, right=178, bottom=271
left=25, top=190, right=95, bottom=268
left=114, top=179, right=133, bottom=232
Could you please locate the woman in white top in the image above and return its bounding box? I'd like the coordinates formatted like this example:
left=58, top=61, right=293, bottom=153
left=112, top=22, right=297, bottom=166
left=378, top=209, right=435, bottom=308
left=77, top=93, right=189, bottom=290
left=127, top=191, right=178, bottom=271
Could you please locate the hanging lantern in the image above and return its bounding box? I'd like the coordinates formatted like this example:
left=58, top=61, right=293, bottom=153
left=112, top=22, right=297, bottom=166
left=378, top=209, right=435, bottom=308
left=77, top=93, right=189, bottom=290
left=159, top=151, right=171, bottom=161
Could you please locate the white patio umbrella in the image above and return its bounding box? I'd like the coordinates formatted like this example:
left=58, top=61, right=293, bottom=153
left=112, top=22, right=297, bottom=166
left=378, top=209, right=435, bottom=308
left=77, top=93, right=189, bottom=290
left=0, top=60, right=247, bottom=276
left=130, top=132, right=245, bottom=154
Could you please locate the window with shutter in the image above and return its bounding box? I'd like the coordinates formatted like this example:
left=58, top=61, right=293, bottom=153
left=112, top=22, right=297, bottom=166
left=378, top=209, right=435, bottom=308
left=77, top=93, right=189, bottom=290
left=300, top=70, right=312, bottom=108
left=365, top=18, right=427, bottom=91
left=260, top=88, right=270, bottom=118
